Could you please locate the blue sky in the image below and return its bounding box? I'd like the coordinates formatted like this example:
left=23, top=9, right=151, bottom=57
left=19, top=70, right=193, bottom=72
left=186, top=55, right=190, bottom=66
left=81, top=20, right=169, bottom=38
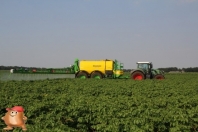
left=1, top=0, right=198, bottom=69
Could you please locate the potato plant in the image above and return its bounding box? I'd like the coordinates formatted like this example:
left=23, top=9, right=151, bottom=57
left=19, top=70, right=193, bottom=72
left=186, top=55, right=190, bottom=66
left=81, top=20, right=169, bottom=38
left=0, top=73, right=198, bottom=132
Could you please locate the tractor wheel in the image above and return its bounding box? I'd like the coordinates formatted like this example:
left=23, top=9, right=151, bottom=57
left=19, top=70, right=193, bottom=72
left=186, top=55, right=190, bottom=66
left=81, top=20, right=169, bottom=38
left=76, top=72, right=88, bottom=79
left=91, top=72, right=103, bottom=79
left=131, top=71, right=145, bottom=80
left=154, top=74, right=165, bottom=80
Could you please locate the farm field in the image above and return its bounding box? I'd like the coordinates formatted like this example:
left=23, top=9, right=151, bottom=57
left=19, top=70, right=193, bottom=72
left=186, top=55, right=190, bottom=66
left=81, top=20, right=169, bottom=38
left=0, top=71, right=198, bottom=132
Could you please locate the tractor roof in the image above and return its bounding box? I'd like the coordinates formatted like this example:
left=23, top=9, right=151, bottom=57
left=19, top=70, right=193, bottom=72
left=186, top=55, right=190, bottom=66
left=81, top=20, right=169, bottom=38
left=137, top=62, right=152, bottom=64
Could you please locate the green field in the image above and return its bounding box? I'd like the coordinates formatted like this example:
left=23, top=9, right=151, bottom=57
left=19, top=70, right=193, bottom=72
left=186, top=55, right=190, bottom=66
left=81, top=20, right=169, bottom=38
left=0, top=71, right=198, bottom=132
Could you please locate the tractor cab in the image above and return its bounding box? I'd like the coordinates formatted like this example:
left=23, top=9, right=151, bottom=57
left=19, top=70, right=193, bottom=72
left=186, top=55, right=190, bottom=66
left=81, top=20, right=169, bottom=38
left=137, top=62, right=152, bottom=72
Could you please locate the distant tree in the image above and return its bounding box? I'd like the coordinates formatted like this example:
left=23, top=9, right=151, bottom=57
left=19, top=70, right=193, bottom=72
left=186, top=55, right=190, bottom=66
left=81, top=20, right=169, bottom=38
left=182, top=67, right=198, bottom=72
left=158, top=67, right=178, bottom=72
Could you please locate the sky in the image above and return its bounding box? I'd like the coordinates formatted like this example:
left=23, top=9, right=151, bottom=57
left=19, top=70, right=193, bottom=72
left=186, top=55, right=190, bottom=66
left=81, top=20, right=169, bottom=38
left=0, top=0, right=198, bottom=69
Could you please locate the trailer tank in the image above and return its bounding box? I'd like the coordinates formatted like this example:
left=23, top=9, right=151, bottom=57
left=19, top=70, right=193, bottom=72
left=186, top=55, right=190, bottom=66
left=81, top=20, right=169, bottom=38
left=76, top=59, right=124, bottom=79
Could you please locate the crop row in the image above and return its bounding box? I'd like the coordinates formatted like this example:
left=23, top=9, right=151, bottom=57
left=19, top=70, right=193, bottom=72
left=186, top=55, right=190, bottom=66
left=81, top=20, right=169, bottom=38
left=0, top=73, right=198, bottom=131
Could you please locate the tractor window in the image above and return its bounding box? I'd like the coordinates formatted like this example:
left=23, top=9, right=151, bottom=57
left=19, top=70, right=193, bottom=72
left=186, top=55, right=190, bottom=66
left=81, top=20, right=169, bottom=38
left=138, top=64, right=148, bottom=70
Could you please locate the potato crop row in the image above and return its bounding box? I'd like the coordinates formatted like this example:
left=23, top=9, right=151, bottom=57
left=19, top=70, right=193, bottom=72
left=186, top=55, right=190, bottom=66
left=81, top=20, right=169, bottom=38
left=0, top=73, right=198, bottom=131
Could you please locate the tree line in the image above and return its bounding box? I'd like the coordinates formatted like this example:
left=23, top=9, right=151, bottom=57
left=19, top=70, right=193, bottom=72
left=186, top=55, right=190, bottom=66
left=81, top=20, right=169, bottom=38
left=158, top=67, right=198, bottom=72
left=0, top=66, right=198, bottom=72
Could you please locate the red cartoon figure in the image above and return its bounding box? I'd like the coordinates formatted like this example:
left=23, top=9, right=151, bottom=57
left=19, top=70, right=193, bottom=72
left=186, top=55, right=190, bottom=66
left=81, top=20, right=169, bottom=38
left=1, top=106, right=27, bottom=131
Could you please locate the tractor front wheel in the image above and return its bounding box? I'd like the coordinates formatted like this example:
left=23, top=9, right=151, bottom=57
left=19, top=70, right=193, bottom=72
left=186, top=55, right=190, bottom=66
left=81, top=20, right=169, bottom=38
left=131, top=71, right=145, bottom=80
left=91, top=72, right=103, bottom=79
left=76, top=72, right=88, bottom=79
left=154, top=74, right=165, bottom=80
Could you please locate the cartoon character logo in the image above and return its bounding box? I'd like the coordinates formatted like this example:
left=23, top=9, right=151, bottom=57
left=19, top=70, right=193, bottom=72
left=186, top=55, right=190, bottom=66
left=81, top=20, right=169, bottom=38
left=1, top=106, right=27, bottom=131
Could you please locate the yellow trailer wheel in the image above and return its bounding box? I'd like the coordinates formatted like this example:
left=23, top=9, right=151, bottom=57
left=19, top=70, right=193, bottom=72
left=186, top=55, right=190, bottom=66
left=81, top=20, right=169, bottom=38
left=91, top=72, right=102, bottom=79
left=76, top=72, right=88, bottom=79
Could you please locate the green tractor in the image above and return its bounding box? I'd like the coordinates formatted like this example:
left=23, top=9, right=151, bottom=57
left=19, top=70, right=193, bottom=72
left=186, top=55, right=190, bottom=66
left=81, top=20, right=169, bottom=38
left=130, top=62, right=165, bottom=80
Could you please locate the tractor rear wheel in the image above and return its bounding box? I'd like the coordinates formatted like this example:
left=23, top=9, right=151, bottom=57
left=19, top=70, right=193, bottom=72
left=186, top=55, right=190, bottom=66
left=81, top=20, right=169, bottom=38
left=91, top=72, right=103, bottom=79
left=154, top=74, right=165, bottom=80
left=76, top=72, right=88, bottom=79
left=131, top=71, right=145, bottom=80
